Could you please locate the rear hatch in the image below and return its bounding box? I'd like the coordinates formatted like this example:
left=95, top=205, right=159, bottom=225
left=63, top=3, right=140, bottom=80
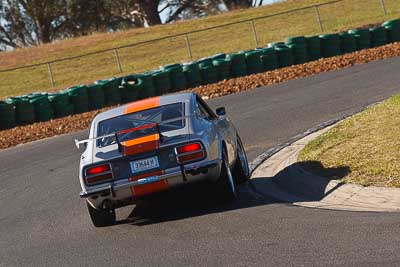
left=90, top=102, right=191, bottom=181
left=92, top=127, right=189, bottom=181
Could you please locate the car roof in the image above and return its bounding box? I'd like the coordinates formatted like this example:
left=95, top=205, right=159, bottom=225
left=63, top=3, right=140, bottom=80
left=92, top=92, right=195, bottom=125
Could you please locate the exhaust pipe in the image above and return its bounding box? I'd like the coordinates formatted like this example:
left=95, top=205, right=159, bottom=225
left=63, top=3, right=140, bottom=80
left=102, top=199, right=114, bottom=210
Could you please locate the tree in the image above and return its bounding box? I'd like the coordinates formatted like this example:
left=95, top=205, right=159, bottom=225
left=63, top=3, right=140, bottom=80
left=0, top=0, right=262, bottom=50
left=222, top=0, right=252, bottom=9
left=66, top=0, right=137, bottom=35
left=162, top=0, right=224, bottom=23
left=0, top=0, right=68, bottom=48
left=133, top=0, right=224, bottom=26
left=65, top=0, right=100, bottom=35
left=0, top=0, right=137, bottom=48
left=136, top=0, right=161, bottom=26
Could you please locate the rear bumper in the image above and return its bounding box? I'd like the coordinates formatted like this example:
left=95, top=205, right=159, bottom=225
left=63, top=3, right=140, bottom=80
left=80, top=159, right=221, bottom=202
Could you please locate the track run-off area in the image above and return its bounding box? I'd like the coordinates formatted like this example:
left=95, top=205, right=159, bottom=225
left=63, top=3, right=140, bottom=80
left=1, top=56, right=400, bottom=266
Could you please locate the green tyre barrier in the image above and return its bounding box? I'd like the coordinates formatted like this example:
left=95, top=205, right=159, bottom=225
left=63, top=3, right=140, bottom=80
left=382, top=19, right=400, bottom=43
left=183, top=62, right=203, bottom=87
left=95, top=78, right=121, bottom=106
left=285, top=36, right=307, bottom=46
left=48, top=92, right=74, bottom=118
left=87, top=83, right=105, bottom=110
left=136, top=72, right=156, bottom=99
left=119, top=75, right=143, bottom=103
left=160, top=63, right=180, bottom=69
left=245, top=50, right=264, bottom=75
left=339, top=32, right=357, bottom=53
left=65, top=85, right=89, bottom=114
left=199, top=65, right=218, bottom=84
left=0, top=101, right=16, bottom=130
left=268, top=42, right=285, bottom=47
left=285, top=36, right=308, bottom=64
left=306, top=36, right=322, bottom=61
left=213, top=58, right=231, bottom=81
left=197, top=58, right=213, bottom=69
left=6, top=97, right=35, bottom=125
left=348, top=29, right=371, bottom=50
left=319, top=34, right=341, bottom=57
left=29, top=94, right=54, bottom=122
left=227, top=52, right=247, bottom=78
left=369, top=26, right=387, bottom=47
left=258, top=47, right=278, bottom=71
left=58, top=104, right=74, bottom=117
left=286, top=43, right=308, bottom=64
left=151, top=70, right=171, bottom=95
left=274, top=44, right=294, bottom=68
left=211, top=53, right=226, bottom=60
left=162, top=64, right=187, bottom=92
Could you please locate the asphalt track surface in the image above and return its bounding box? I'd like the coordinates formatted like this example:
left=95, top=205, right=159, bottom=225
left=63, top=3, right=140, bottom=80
left=2, top=56, right=400, bottom=266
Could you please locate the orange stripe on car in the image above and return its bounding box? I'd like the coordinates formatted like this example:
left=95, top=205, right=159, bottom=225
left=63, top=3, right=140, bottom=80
left=129, top=170, right=168, bottom=197
left=124, top=96, right=160, bottom=114
left=120, top=134, right=160, bottom=156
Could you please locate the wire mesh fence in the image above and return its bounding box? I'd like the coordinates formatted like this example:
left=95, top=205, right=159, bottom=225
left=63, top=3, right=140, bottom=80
left=255, top=6, right=320, bottom=44
left=118, top=35, right=189, bottom=74
left=0, top=0, right=396, bottom=98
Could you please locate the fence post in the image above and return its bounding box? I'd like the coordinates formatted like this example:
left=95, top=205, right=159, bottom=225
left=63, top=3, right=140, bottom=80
left=114, top=49, right=123, bottom=74
left=47, top=63, right=55, bottom=88
left=250, top=19, right=259, bottom=47
left=380, top=0, right=388, bottom=16
left=314, top=5, right=324, bottom=32
left=184, top=33, right=193, bottom=61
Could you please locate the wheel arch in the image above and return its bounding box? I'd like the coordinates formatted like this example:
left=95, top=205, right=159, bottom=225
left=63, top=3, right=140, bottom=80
left=218, top=139, right=236, bottom=168
left=218, top=139, right=228, bottom=161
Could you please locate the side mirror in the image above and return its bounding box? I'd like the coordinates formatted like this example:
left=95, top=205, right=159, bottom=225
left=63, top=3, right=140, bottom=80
left=216, top=107, right=226, bottom=116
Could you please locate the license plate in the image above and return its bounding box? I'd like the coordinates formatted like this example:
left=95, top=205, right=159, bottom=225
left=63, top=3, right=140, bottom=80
left=130, top=156, right=160, bottom=174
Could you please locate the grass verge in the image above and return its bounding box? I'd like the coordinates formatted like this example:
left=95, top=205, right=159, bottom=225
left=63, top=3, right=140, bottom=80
left=0, top=0, right=399, bottom=98
left=298, top=94, right=400, bottom=188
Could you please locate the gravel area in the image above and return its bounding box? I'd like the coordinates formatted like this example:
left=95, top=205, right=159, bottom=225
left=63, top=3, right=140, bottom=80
left=1, top=42, right=400, bottom=150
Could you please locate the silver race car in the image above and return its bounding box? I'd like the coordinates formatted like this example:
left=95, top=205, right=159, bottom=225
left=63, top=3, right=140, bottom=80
left=76, top=92, right=249, bottom=227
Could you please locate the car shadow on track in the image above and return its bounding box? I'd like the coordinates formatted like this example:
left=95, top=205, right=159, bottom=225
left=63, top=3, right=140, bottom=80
left=115, top=180, right=275, bottom=226
left=114, top=161, right=350, bottom=227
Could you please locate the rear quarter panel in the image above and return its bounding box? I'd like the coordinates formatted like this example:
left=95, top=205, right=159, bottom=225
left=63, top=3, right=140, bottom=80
left=189, top=97, right=237, bottom=165
left=189, top=114, right=220, bottom=162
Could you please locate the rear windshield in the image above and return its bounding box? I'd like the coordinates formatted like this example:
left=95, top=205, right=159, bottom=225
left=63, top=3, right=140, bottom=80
left=96, top=103, right=185, bottom=147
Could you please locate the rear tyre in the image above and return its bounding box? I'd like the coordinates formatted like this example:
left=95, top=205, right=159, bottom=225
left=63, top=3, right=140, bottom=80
left=216, top=147, right=237, bottom=201
left=233, top=135, right=250, bottom=184
left=86, top=201, right=116, bottom=227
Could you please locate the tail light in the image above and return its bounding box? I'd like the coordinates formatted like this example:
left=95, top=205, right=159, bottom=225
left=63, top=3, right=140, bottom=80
left=176, top=142, right=205, bottom=164
left=176, top=143, right=201, bottom=154
left=85, top=163, right=113, bottom=185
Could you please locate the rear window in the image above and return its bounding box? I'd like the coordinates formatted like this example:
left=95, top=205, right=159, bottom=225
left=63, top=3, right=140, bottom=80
left=96, top=103, right=185, bottom=147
